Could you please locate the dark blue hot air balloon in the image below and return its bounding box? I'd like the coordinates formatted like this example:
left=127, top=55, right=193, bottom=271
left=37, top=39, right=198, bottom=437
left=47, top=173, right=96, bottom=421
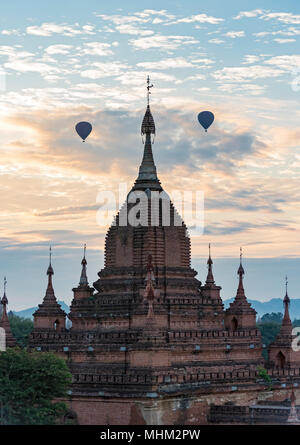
left=75, top=121, right=92, bottom=142
left=197, top=111, right=214, bottom=132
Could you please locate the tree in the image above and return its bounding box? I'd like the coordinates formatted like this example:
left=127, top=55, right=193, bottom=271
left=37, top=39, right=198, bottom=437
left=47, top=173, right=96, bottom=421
left=261, top=312, right=283, bottom=324
left=257, top=366, right=272, bottom=390
left=0, top=348, right=72, bottom=425
left=257, top=321, right=281, bottom=361
left=8, top=313, right=33, bottom=348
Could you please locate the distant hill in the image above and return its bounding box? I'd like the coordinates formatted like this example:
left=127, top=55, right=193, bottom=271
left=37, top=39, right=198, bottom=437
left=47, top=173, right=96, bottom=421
left=13, top=298, right=300, bottom=321
left=13, top=301, right=70, bottom=319
left=224, top=298, right=300, bottom=320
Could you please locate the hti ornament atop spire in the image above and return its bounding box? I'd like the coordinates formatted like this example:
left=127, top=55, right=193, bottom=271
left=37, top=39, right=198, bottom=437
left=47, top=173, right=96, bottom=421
left=238, top=247, right=244, bottom=276
left=147, top=75, right=153, bottom=106
left=141, top=76, right=155, bottom=138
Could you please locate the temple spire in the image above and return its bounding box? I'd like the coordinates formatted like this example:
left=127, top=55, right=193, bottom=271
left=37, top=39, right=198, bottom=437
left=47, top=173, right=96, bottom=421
left=79, top=244, right=89, bottom=287
left=46, top=246, right=55, bottom=299
left=206, top=243, right=215, bottom=285
left=0, top=277, right=16, bottom=347
left=236, top=247, right=246, bottom=299
left=282, top=275, right=292, bottom=327
left=134, top=76, right=161, bottom=190
left=1, top=276, right=8, bottom=322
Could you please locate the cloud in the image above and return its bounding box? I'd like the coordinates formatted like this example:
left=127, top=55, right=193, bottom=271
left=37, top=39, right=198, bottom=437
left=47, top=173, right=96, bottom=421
left=206, top=191, right=286, bottom=214
left=170, top=13, right=224, bottom=25
left=26, top=23, right=85, bottom=37
left=81, top=42, right=114, bottom=56
left=0, top=229, right=100, bottom=250
left=254, top=27, right=300, bottom=38
left=137, top=57, right=194, bottom=69
left=274, top=38, right=296, bottom=44
left=1, top=29, right=20, bottom=36
left=134, top=9, right=175, bottom=20
left=225, top=31, right=245, bottom=38
left=5, top=60, right=59, bottom=75
left=217, top=83, right=265, bottom=96
left=82, top=25, right=96, bottom=34
left=96, top=13, right=158, bottom=35
left=262, top=12, right=300, bottom=25
left=264, top=54, right=300, bottom=70
left=115, top=24, right=154, bottom=35
left=242, top=55, right=261, bottom=64
left=116, top=70, right=179, bottom=85
left=45, top=44, right=73, bottom=55
left=234, top=10, right=300, bottom=25
left=204, top=220, right=291, bottom=236
left=212, top=65, right=284, bottom=82
left=96, top=14, right=148, bottom=25
left=234, top=9, right=264, bottom=19
left=33, top=204, right=101, bottom=218
left=208, top=38, right=225, bottom=44
left=280, top=27, right=300, bottom=36
left=130, top=34, right=199, bottom=50
left=81, top=61, right=128, bottom=79
left=0, top=46, right=60, bottom=77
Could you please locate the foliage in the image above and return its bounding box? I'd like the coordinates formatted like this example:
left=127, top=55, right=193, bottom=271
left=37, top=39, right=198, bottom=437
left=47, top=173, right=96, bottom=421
left=0, top=348, right=72, bottom=425
left=8, top=312, right=33, bottom=348
left=261, top=312, right=283, bottom=324
left=292, top=319, right=300, bottom=328
left=258, top=311, right=300, bottom=360
left=257, top=366, right=272, bottom=389
left=258, top=322, right=281, bottom=346
left=258, top=322, right=281, bottom=360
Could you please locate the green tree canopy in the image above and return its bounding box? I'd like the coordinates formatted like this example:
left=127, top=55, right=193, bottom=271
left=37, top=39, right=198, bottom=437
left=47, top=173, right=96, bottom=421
left=0, top=348, right=72, bottom=425
left=261, top=312, right=283, bottom=324
left=8, top=313, right=33, bottom=348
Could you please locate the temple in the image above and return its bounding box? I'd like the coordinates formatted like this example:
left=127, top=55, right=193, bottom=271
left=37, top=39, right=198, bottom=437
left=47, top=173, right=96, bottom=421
left=26, top=79, right=300, bottom=425
left=0, top=277, right=16, bottom=348
left=268, top=277, right=300, bottom=370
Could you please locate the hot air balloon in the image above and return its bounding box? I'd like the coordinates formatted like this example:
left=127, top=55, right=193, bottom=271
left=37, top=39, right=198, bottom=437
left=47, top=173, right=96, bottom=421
left=75, top=121, right=92, bottom=142
left=197, top=111, right=214, bottom=132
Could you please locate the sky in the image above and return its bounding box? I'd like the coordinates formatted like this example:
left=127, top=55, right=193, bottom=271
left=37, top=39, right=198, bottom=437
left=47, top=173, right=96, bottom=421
left=0, top=0, right=299, bottom=310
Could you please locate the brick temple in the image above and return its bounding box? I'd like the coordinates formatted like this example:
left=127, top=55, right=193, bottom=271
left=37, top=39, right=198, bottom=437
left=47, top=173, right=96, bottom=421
left=10, top=88, right=298, bottom=424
